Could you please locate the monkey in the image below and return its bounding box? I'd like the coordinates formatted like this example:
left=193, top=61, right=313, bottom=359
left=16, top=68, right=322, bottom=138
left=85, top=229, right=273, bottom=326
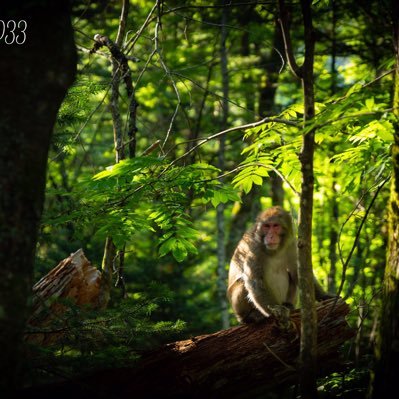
left=227, top=206, right=334, bottom=324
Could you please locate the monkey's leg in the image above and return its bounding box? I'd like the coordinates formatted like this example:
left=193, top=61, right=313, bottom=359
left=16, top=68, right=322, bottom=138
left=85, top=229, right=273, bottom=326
left=240, top=308, right=265, bottom=324
left=228, top=280, right=264, bottom=324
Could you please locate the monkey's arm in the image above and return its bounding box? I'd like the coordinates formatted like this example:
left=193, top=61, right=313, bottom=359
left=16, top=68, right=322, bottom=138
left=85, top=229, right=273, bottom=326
left=242, top=260, right=282, bottom=317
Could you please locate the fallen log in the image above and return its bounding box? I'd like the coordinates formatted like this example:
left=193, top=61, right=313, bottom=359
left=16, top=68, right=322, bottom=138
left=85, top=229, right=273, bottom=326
left=20, top=298, right=355, bottom=399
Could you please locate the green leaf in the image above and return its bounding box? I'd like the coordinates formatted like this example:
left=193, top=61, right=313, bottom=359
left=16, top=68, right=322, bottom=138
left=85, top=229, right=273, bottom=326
left=241, top=176, right=254, bottom=194
left=252, top=174, right=263, bottom=186
left=176, top=226, right=199, bottom=239
left=365, top=97, right=374, bottom=111
left=159, top=238, right=176, bottom=257
left=345, top=82, right=363, bottom=97
left=172, top=240, right=188, bottom=262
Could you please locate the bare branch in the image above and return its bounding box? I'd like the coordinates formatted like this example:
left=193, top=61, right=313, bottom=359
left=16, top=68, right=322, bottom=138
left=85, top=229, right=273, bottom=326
left=124, top=1, right=158, bottom=54
left=115, top=0, right=129, bottom=47
left=278, top=0, right=302, bottom=79
left=164, top=116, right=298, bottom=172
left=337, top=178, right=389, bottom=300
left=153, top=1, right=181, bottom=150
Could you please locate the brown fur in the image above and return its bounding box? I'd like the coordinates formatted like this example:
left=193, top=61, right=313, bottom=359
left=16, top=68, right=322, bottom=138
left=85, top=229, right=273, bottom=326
left=227, top=206, right=333, bottom=323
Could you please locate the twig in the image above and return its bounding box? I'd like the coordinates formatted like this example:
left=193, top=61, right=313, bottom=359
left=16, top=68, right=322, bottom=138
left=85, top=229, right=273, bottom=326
left=153, top=1, right=181, bottom=150
left=115, top=0, right=129, bottom=47
left=162, top=116, right=298, bottom=173
left=124, top=1, right=158, bottom=54
left=263, top=342, right=296, bottom=371
left=278, top=0, right=302, bottom=79
left=337, top=178, right=389, bottom=300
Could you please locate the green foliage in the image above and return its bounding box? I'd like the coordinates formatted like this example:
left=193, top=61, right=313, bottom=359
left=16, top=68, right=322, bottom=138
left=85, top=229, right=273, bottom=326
left=34, top=1, right=396, bottom=395
left=24, top=286, right=185, bottom=384
left=49, top=157, right=239, bottom=262
left=318, top=368, right=370, bottom=399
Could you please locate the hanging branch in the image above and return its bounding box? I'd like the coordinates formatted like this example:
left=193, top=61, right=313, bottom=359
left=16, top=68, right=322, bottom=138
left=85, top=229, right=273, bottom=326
left=91, top=1, right=138, bottom=299
left=278, top=0, right=302, bottom=79
left=92, top=33, right=138, bottom=158
left=153, top=0, right=182, bottom=150
left=337, top=178, right=389, bottom=300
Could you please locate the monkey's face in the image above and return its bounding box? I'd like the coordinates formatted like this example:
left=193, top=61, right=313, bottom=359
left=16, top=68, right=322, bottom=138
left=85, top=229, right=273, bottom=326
left=259, top=220, right=284, bottom=251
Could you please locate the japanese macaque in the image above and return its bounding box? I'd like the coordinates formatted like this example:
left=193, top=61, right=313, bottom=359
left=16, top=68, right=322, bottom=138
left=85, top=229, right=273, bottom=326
left=227, top=206, right=334, bottom=324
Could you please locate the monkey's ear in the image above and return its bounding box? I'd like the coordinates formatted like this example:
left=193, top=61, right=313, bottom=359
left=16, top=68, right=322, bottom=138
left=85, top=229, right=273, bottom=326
left=254, top=221, right=262, bottom=232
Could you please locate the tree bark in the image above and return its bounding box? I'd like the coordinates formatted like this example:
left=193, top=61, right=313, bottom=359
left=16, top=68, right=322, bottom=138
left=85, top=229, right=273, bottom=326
left=217, top=0, right=230, bottom=330
left=327, top=1, right=338, bottom=293
left=0, top=0, right=76, bottom=392
left=93, top=2, right=136, bottom=301
left=297, top=1, right=318, bottom=397
left=20, top=298, right=354, bottom=399
left=369, top=1, right=399, bottom=396
left=279, top=0, right=319, bottom=396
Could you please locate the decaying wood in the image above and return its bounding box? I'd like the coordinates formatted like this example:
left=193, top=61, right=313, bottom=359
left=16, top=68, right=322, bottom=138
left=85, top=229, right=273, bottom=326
left=21, top=298, right=355, bottom=399
left=25, top=249, right=102, bottom=345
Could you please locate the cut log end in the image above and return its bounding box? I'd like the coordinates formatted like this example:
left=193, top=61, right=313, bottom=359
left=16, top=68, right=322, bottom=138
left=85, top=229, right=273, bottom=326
left=25, top=249, right=101, bottom=345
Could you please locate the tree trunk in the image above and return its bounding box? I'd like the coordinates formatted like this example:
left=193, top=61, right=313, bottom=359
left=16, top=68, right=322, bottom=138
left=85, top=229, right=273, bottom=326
left=297, top=1, right=318, bottom=396
left=278, top=0, right=319, bottom=396
left=93, top=1, right=135, bottom=301
left=327, top=1, right=338, bottom=293
left=217, top=0, right=230, bottom=330
left=328, top=178, right=339, bottom=294
left=369, top=2, right=399, bottom=396
left=20, top=298, right=354, bottom=399
left=0, top=0, right=76, bottom=392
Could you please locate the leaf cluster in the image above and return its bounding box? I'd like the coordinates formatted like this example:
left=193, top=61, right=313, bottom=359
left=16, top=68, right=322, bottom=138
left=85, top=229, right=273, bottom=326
left=24, top=286, right=185, bottom=384
left=47, top=156, right=239, bottom=262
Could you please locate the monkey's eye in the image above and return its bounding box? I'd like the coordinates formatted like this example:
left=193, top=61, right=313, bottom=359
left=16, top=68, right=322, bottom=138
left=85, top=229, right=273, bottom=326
left=262, top=223, right=281, bottom=233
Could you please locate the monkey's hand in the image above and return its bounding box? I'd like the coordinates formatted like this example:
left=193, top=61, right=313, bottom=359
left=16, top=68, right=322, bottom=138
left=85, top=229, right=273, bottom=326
left=268, top=305, right=294, bottom=332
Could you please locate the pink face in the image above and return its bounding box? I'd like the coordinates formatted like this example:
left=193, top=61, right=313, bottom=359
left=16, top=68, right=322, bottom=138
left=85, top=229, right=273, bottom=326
left=261, top=221, right=283, bottom=250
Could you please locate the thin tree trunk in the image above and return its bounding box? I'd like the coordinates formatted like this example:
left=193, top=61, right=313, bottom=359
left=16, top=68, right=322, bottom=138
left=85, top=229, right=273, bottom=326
left=328, top=178, right=338, bottom=294
left=370, top=2, right=399, bottom=396
left=354, top=265, right=366, bottom=365
left=100, top=236, right=116, bottom=307
left=328, top=1, right=338, bottom=293
left=297, top=1, right=318, bottom=396
left=217, top=1, right=230, bottom=329
left=225, top=13, right=262, bottom=261
left=94, top=0, right=134, bottom=301
left=100, top=28, right=126, bottom=304
left=279, top=0, right=319, bottom=396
